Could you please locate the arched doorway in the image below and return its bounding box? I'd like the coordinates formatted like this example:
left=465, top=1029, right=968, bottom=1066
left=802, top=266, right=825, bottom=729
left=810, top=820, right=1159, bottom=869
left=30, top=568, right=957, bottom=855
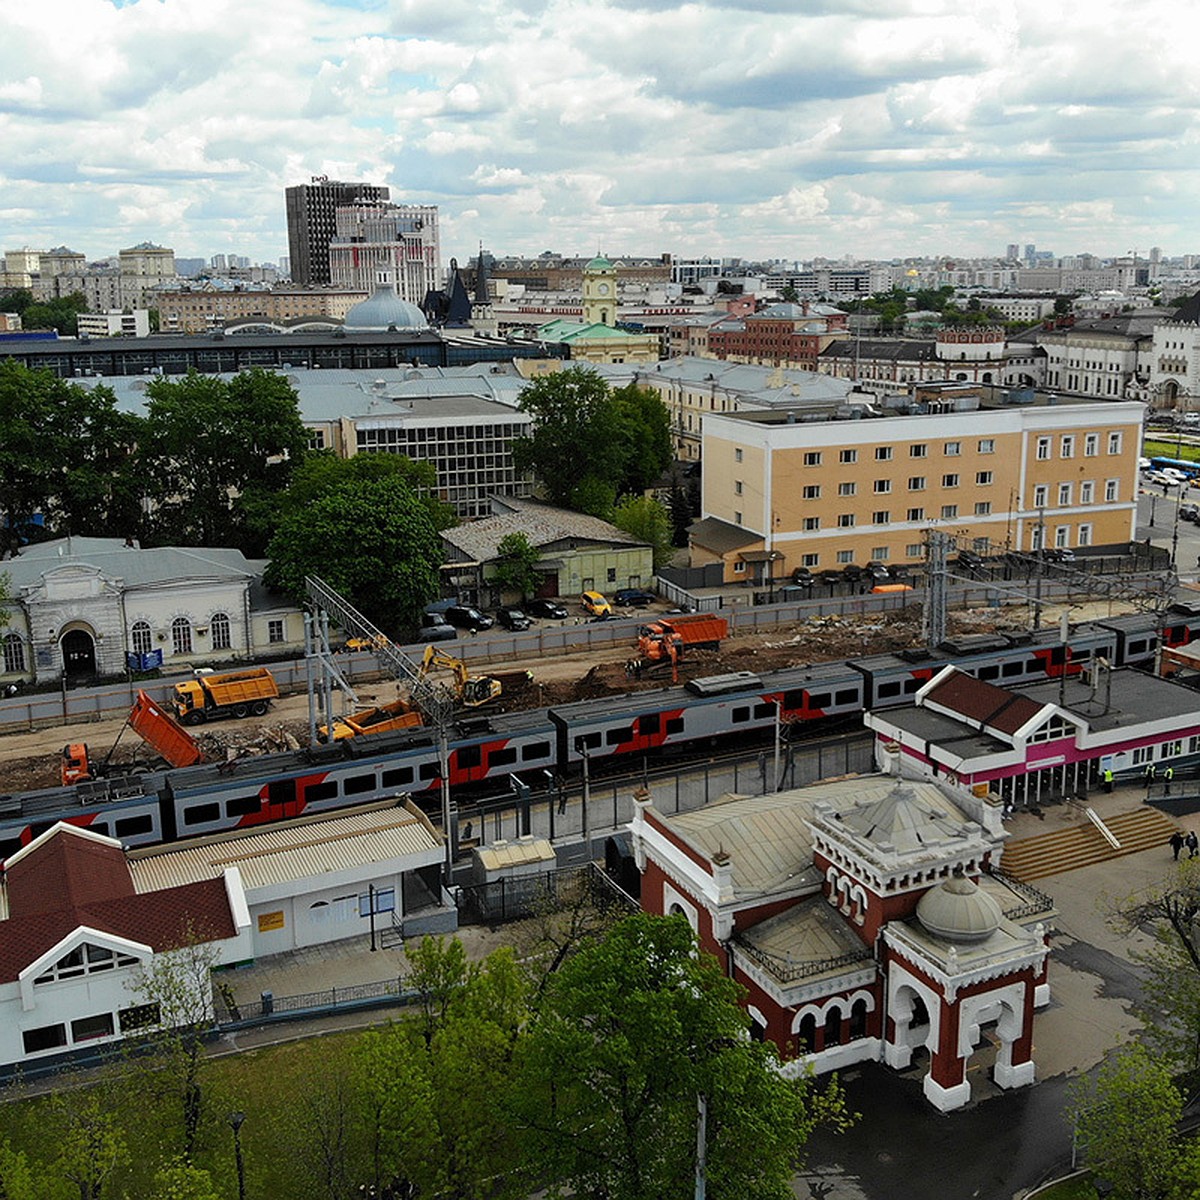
left=61, top=629, right=97, bottom=681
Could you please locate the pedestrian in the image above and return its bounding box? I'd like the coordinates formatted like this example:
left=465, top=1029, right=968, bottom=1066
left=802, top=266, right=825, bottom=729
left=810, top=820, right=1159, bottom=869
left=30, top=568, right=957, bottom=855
left=1144, top=762, right=1158, bottom=787
left=1164, top=766, right=1175, bottom=796
left=1189, top=831, right=1199, bottom=859
left=1103, top=767, right=1114, bottom=794
left=1171, top=831, right=1185, bottom=860
left=557, top=787, right=567, bottom=816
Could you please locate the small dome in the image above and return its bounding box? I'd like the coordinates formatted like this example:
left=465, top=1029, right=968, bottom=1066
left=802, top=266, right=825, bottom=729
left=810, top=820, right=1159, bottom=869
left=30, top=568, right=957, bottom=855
left=915, top=874, right=1002, bottom=944
left=586, top=254, right=615, bottom=272
left=343, top=284, right=429, bottom=332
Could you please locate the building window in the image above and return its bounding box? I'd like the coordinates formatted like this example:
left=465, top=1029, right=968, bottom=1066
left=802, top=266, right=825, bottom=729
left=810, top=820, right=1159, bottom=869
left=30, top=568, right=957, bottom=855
left=607, top=567, right=617, bottom=583
left=733, top=561, right=745, bottom=574
left=131, top=621, right=153, bottom=656
left=837, top=514, right=856, bottom=528
left=941, top=504, right=958, bottom=519
left=942, top=474, right=959, bottom=488
left=268, top=619, right=286, bottom=644
left=910, top=444, right=928, bottom=458
left=870, top=479, right=890, bottom=495
left=803, top=516, right=820, bottom=531
left=838, top=482, right=857, bottom=496
left=907, top=507, right=924, bottom=521
left=1081, top=481, right=1095, bottom=504
left=978, top=438, right=995, bottom=454
left=802, top=552, right=819, bottom=567
left=1084, top=433, right=1099, bottom=456
left=976, top=471, right=993, bottom=486
left=803, top=485, right=821, bottom=499
left=21, top=1024, right=67, bottom=1055
left=1078, top=523, right=1092, bottom=546
left=875, top=447, right=893, bottom=461
left=1061, top=435, right=1074, bottom=458
left=1058, top=483, right=1072, bottom=506
left=71, top=1013, right=115, bottom=1044
left=1036, top=437, right=1051, bottom=460
left=873, top=510, right=891, bottom=524
left=804, top=451, right=822, bottom=466
left=871, top=546, right=889, bottom=560
left=1105, top=479, right=1119, bottom=502
left=839, top=449, right=858, bottom=463
left=974, top=502, right=991, bottom=515
left=210, top=612, right=231, bottom=651
left=1055, top=525, right=1070, bottom=548
left=906, top=542, right=923, bottom=557
left=1034, top=484, right=1049, bottom=507
left=171, top=617, right=192, bottom=657
left=944, top=441, right=961, bottom=456
left=1108, top=432, right=1122, bottom=454
left=836, top=549, right=855, bottom=563
left=908, top=476, right=926, bottom=491
left=3, top=633, right=25, bottom=675
left=734, top=480, right=743, bottom=496
left=735, top=448, right=743, bottom=463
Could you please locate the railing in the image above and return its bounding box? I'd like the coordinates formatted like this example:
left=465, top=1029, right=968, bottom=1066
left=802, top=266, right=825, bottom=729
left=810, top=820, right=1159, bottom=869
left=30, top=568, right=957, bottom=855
left=989, top=869, right=1055, bottom=921
left=1085, top=806, right=1122, bottom=849
left=733, top=938, right=873, bottom=984
left=455, top=863, right=638, bottom=926
left=216, top=975, right=413, bottom=1025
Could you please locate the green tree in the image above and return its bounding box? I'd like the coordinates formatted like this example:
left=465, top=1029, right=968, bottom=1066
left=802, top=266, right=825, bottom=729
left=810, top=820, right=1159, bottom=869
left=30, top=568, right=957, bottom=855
left=264, top=474, right=443, bottom=633
left=489, top=532, right=543, bottom=600
left=668, top=479, right=693, bottom=547
left=1068, top=1045, right=1200, bottom=1199
left=21, top=292, right=87, bottom=335
left=49, top=1085, right=130, bottom=1200
left=610, top=383, right=673, bottom=496
left=513, top=367, right=628, bottom=508
left=612, top=495, right=673, bottom=569
left=140, top=368, right=310, bottom=551
left=0, top=288, right=34, bottom=315
left=516, top=913, right=854, bottom=1200
left=150, top=1161, right=222, bottom=1200
left=779, top=284, right=800, bottom=303
left=0, top=361, right=145, bottom=554
left=0, top=1141, right=52, bottom=1200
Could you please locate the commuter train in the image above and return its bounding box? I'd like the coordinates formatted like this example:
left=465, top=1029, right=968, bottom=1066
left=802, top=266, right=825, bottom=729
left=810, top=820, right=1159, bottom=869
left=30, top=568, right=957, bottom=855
left=0, top=608, right=1194, bottom=860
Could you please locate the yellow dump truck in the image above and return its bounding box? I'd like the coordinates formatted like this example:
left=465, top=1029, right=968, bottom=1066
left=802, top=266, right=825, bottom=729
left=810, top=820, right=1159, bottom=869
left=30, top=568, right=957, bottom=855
left=322, top=697, right=424, bottom=742
left=172, top=668, right=279, bottom=725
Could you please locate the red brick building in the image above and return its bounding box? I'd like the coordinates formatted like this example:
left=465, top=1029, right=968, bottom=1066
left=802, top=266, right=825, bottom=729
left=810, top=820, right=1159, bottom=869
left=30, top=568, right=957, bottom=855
left=706, top=302, right=849, bottom=370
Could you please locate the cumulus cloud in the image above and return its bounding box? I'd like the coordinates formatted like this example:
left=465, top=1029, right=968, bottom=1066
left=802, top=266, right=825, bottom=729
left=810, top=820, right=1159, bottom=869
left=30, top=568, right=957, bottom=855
left=0, top=0, right=1196, bottom=264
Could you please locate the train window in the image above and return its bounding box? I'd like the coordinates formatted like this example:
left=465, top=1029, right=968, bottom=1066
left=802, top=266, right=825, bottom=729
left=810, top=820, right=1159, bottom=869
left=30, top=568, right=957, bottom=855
left=382, top=766, right=414, bottom=787
left=977, top=665, right=1000, bottom=681
left=225, top=796, right=260, bottom=818
left=267, top=779, right=296, bottom=808
left=808, top=692, right=831, bottom=708
left=419, top=762, right=441, bottom=781
left=606, top=726, right=634, bottom=745
left=876, top=681, right=902, bottom=699
left=458, top=746, right=482, bottom=770
left=114, top=814, right=153, bottom=837
left=1128, top=639, right=1147, bottom=655
left=522, top=741, right=550, bottom=761
left=89, top=823, right=110, bottom=838
left=489, top=747, right=518, bottom=767
left=835, top=688, right=858, bottom=705
left=753, top=702, right=775, bottom=719
left=575, top=732, right=602, bottom=751
left=183, top=803, right=220, bottom=826
left=731, top=707, right=750, bottom=723
left=666, top=717, right=685, bottom=735
left=1002, top=661, right=1024, bottom=677
left=638, top=714, right=661, bottom=736
left=783, top=688, right=806, bottom=708
left=306, top=781, right=339, bottom=802
left=903, top=679, right=920, bottom=693
left=0, top=837, right=21, bottom=862
left=344, top=773, right=377, bottom=795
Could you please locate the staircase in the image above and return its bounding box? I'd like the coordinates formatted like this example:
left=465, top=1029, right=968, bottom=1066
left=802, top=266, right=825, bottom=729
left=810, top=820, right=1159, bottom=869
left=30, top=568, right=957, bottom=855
left=999, top=806, right=1180, bottom=883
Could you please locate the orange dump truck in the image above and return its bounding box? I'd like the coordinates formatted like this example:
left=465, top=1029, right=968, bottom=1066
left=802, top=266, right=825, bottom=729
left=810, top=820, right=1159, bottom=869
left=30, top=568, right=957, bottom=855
left=635, top=614, right=729, bottom=671
left=324, top=698, right=423, bottom=741
left=172, top=668, right=278, bottom=725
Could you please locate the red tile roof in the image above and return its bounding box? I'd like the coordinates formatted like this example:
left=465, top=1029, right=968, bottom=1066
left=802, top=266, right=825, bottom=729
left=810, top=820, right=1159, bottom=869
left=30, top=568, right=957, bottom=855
left=0, top=827, right=235, bottom=984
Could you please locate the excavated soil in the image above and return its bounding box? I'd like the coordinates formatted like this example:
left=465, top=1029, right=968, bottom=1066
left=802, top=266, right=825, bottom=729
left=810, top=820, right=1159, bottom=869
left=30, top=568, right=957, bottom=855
left=0, top=602, right=1114, bottom=794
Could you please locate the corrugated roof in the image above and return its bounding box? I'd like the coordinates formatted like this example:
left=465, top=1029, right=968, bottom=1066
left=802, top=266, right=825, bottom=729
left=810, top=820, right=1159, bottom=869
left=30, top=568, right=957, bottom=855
left=442, top=499, right=646, bottom=564
left=129, top=803, right=442, bottom=894
left=8, top=538, right=256, bottom=591
left=475, top=837, right=555, bottom=871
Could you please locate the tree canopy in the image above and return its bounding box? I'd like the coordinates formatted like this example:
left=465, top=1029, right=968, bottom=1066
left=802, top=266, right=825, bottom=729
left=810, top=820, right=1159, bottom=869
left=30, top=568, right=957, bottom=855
left=489, top=532, right=543, bottom=599
left=612, top=495, right=673, bottom=569
left=513, top=368, right=673, bottom=514
left=264, top=473, right=444, bottom=633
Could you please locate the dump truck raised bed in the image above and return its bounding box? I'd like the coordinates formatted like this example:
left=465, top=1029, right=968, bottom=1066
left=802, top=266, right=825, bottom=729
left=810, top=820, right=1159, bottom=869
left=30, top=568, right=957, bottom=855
left=172, top=668, right=278, bottom=725
left=324, top=697, right=423, bottom=741
left=633, top=614, right=730, bottom=681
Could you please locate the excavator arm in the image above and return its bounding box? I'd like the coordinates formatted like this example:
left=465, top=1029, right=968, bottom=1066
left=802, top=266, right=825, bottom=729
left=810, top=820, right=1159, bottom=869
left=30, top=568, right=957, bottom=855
left=420, top=646, right=502, bottom=707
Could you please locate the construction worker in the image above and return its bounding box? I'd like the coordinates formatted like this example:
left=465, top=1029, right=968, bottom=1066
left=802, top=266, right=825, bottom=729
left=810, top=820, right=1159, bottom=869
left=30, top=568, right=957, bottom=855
left=1145, top=762, right=1158, bottom=787
left=1164, top=765, right=1175, bottom=796
left=1103, top=767, right=1114, bottom=794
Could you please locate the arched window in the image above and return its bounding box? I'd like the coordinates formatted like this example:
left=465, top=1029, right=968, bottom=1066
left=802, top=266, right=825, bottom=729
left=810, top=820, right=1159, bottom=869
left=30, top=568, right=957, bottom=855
left=3, top=633, right=25, bottom=675
left=131, top=621, right=153, bottom=656
left=796, top=1014, right=817, bottom=1053
left=849, top=999, right=869, bottom=1040
left=171, top=617, right=192, bottom=657
left=210, top=612, right=231, bottom=651
left=824, top=1006, right=843, bottom=1047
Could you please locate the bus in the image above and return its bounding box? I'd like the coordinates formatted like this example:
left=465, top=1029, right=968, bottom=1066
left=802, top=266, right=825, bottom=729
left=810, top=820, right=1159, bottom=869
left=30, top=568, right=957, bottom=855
left=1149, top=456, right=1200, bottom=479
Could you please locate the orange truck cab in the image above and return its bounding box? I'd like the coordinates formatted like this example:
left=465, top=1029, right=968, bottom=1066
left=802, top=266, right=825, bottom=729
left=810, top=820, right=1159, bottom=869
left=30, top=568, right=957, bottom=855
left=61, top=744, right=93, bottom=786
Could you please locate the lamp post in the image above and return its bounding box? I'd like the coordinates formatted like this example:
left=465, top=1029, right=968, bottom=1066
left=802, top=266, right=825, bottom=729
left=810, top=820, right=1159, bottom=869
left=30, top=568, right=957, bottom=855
left=228, top=1111, right=246, bottom=1200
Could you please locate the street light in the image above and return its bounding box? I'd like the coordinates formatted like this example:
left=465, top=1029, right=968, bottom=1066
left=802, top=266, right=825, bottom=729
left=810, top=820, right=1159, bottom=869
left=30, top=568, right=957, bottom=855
left=228, top=1111, right=246, bottom=1200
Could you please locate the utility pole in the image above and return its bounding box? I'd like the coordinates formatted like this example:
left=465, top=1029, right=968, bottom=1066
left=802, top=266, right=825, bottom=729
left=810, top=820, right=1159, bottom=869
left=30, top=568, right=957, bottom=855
left=923, top=530, right=949, bottom=648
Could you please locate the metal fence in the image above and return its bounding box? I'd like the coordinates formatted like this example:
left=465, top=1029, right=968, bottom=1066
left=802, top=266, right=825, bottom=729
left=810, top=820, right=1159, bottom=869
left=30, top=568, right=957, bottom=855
left=216, top=975, right=413, bottom=1025
left=454, top=862, right=639, bottom=926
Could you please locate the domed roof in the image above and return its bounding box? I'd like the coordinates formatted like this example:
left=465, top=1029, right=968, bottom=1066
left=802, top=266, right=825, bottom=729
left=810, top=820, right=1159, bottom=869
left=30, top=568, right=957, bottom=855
left=915, top=873, right=1002, bottom=944
left=586, top=254, right=615, bottom=272
left=343, top=284, right=429, bottom=332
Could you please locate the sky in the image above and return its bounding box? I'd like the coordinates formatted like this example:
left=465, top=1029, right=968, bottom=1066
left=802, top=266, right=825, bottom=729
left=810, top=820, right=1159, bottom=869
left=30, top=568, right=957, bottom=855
left=2, top=0, right=1198, bottom=269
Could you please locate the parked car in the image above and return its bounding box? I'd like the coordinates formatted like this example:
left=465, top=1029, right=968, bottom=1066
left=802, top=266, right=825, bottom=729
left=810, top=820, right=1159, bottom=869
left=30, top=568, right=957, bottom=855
left=1139, top=456, right=1152, bottom=470
left=494, top=607, right=531, bottom=631
left=525, top=598, right=569, bottom=620
left=415, top=621, right=458, bottom=643
left=954, top=550, right=985, bottom=570
left=1181, top=504, right=1200, bottom=523
left=816, top=568, right=845, bottom=586
left=840, top=563, right=865, bottom=582
left=581, top=591, right=613, bottom=617
left=790, top=567, right=815, bottom=588
left=442, top=605, right=494, bottom=632
left=864, top=561, right=891, bottom=582
left=613, top=588, right=657, bottom=608
left=889, top=564, right=915, bottom=583
left=1039, top=547, right=1076, bottom=564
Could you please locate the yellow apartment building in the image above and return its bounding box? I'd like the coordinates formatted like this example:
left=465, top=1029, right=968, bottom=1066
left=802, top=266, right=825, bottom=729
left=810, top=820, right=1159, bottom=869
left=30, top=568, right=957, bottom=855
left=691, top=394, right=1143, bottom=581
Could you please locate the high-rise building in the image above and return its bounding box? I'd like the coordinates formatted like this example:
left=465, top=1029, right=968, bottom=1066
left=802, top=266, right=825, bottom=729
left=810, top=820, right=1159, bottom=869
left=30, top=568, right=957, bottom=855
left=285, top=177, right=390, bottom=286
left=327, top=201, right=441, bottom=304
left=1006, top=244, right=1020, bottom=261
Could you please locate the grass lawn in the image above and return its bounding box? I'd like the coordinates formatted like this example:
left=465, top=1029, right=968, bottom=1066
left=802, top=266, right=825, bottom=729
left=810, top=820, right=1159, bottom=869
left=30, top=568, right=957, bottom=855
left=1145, top=439, right=1200, bottom=462
left=1030, top=1172, right=1097, bottom=1199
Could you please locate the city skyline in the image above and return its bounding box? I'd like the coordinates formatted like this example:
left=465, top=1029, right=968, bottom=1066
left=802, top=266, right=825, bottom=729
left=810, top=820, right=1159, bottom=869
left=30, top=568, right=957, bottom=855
left=2, top=0, right=1197, bottom=268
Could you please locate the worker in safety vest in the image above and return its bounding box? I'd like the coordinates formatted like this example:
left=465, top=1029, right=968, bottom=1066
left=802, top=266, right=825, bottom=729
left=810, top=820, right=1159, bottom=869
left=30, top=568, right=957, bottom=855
left=1103, top=768, right=1114, bottom=794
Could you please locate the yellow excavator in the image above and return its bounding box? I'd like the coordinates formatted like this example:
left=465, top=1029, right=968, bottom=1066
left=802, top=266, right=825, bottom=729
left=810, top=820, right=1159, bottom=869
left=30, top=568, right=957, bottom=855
left=419, top=646, right=505, bottom=707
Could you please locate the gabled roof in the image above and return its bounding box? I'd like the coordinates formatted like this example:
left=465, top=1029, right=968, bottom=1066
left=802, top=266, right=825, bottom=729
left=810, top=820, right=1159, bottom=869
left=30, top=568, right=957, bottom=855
left=923, top=669, right=1044, bottom=736
left=0, top=824, right=236, bottom=984
left=687, top=516, right=761, bottom=555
